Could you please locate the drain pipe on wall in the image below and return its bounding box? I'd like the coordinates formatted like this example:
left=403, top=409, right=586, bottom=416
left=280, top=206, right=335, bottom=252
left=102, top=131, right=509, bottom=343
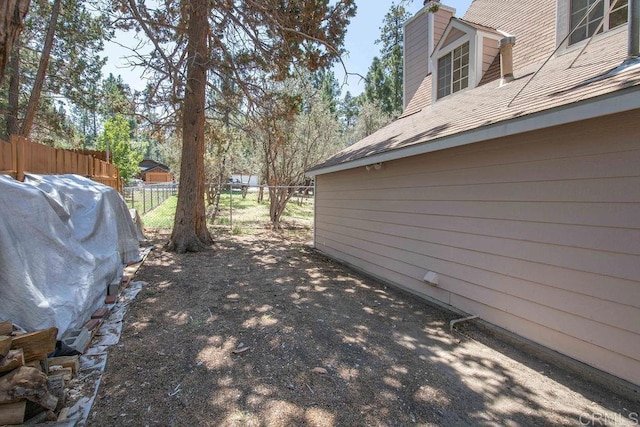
left=422, top=271, right=480, bottom=332
left=449, top=315, right=478, bottom=333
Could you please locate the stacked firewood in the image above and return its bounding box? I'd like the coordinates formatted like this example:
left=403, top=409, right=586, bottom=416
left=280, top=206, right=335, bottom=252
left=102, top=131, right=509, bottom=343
left=0, top=320, right=78, bottom=425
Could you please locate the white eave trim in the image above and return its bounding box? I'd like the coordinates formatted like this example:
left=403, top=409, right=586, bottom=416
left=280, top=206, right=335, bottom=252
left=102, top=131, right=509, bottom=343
left=306, top=88, right=640, bottom=177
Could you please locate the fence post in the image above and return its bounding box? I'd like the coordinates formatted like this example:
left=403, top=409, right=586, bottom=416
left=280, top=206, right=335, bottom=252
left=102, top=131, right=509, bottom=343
left=9, top=136, right=17, bottom=179
left=10, top=135, right=25, bottom=181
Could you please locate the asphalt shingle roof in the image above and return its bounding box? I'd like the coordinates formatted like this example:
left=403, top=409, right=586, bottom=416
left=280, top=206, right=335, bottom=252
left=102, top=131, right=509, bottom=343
left=309, top=1, right=640, bottom=173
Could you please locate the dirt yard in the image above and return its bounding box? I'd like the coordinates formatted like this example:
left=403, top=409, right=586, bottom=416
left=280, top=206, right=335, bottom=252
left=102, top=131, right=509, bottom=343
left=88, top=230, right=639, bottom=426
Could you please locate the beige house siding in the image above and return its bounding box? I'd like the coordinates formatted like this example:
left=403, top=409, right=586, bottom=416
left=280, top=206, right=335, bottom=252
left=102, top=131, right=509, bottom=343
left=433, top=9, right=453, bottom=44
left=440, top=27, right=466, bottom=49
left=314, top=110, right=640, bottom=386
left=404, top=12, right=430, bottom=109
left=404, top=8, right=453, bottom=109
left=482, top=36, right=499, bottom=74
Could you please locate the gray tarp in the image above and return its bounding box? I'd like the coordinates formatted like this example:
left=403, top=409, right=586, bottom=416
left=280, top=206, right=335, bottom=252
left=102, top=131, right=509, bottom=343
left=0, top=174, right=140, bottom=338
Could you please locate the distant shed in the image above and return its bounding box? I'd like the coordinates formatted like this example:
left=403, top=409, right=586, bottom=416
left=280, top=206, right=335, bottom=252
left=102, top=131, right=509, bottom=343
left=139, top=159, right=174, bottom=183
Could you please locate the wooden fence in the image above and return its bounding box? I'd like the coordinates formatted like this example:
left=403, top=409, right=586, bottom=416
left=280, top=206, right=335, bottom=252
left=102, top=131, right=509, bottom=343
left=0, top=135, right=121, bottom=192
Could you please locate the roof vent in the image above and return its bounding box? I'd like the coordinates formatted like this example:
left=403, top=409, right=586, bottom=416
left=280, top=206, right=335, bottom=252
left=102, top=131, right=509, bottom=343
left=499, top=36, right=516, bottom=84
left=630, top=0, right=640, bottom=58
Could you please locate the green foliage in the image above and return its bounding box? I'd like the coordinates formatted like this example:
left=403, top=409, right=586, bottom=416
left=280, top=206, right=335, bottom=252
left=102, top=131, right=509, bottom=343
left=313, top=69, right=341, bottom=115
left=339, top=90, right=360, bottom=130
left=364, top=2, right=411, bottom=117
left=248, top=72, right=344, bottom=228
left=142, top=196, right=177, bottom=228
left=100, top=74, right=134, bottom=118
left=364, top=56, right=392, bottom=112
left=352, top=99, right=393, bottom=140
left=107, top=0, right=356, bottom=249
left=0, top=0, right=110, bottom=139
left=97, top=115, right=142, bottom=182
left=48, top=0, right=109, bottom=109
left=134, top=189, right=314, bottom=234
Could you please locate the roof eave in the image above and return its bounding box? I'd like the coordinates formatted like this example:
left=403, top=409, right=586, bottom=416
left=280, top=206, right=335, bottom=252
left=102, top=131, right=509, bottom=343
left=306, top=87, right=640, bottom=177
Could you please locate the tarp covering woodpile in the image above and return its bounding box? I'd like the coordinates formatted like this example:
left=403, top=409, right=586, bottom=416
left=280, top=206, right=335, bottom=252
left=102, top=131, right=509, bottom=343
left=0, top=174, right=140, bottom=338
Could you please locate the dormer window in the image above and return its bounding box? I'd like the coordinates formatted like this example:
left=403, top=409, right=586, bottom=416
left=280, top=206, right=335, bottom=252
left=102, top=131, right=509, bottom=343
left=430, top=18, right=502, bottom=102
left=437, top=41, right=470, bottom=99
left=569, top=0, right=628, bottom=45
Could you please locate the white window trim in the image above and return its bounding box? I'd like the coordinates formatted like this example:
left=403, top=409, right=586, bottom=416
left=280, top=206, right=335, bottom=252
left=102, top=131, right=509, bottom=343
left=430, top=18, right=503, bottom=102
left=436, top=41, right=470, bottom=99
left=556, top=0, right=629, bottom=54
left=432, top=35, right=476, bottom=101
left=431, top=31, right=472, bottom=101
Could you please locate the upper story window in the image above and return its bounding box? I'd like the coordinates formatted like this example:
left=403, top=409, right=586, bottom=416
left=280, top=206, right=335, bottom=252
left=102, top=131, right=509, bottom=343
left=569, top=0, right=628, bottom=45
left=437, top=41, right=469, bottom=99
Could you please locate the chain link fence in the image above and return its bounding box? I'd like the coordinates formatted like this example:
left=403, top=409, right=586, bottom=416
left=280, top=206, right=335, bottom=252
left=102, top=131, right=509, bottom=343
left=122, top=183, right=178, bottom=228
left=213, top=185, right=314, bottom=234
left=122, top=184, right=314, bottom=234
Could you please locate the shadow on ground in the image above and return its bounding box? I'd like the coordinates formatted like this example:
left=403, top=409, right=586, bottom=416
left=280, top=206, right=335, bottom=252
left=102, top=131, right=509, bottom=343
left=89, top=232, right=639, bottom=426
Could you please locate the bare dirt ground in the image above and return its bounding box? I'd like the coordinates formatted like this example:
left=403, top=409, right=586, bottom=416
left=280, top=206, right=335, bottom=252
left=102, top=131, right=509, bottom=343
left=89, top=229, right=639, bottom=426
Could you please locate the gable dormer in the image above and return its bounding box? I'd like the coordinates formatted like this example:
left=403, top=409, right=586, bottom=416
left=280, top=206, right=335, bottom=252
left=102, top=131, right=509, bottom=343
left=403, top=1, right=456, bottom=109
left=431, top=18, right=503, bottom=101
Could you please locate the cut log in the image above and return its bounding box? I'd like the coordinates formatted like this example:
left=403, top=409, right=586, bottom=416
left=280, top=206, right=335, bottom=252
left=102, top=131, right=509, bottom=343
left=48, top=366, right=72, bottom=381
left=24, top=360, right=43, bottom=372
left=23, top=408, right=56, bottom=424
left=0, top=320, right=12, bottom=336
left=0, top=349, right=24, bottom=374
left=10, top=327, right=57, bottom=362
left=0, top=366, right=58, bottom=411
left=47, top=355, right=79, bottom=377
left=0, top=400, right=26, bottom=425
left=57, top=406, right=69, bottom=421
left=46, top=374, right=66, bottom=410
left=0, top=335, right=11, bottom=358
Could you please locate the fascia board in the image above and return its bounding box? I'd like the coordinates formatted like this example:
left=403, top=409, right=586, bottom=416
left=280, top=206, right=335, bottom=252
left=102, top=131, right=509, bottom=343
left=306, top=87, right=640, bottom=177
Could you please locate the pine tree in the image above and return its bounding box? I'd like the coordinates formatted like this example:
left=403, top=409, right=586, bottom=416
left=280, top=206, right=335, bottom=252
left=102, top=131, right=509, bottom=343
left=112, top=0, right=356, bottom=252
left=340, top=90, right=360, bottom=131
left=1, top=0, right=109, bottom=140
left=363, top=2, right=411, bottom=116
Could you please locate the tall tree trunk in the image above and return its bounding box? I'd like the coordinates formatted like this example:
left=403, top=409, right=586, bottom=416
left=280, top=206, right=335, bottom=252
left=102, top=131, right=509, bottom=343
left=6, top=48, right=20, bottom=136
left=0, top=0, right=30, bottom=84
left=20, top=0, right=61, bottom=137
left=166, top=0, right=212, bottom=253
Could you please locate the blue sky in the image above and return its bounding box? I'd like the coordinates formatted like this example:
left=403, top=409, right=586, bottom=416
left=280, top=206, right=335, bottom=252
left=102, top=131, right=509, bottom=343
left=102, top=1, right=473, bottom=97
left=333, top=0, right=473, bottom=96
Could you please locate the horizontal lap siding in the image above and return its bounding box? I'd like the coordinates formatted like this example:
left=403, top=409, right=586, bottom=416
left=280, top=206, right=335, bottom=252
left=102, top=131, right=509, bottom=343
left=434, top=10, right=453, bottom=45
left=404, top=13, right=430, bottom=109
left=314, top=111, right=640, bottom=385
left=482, top=37, right=499, bottom=74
